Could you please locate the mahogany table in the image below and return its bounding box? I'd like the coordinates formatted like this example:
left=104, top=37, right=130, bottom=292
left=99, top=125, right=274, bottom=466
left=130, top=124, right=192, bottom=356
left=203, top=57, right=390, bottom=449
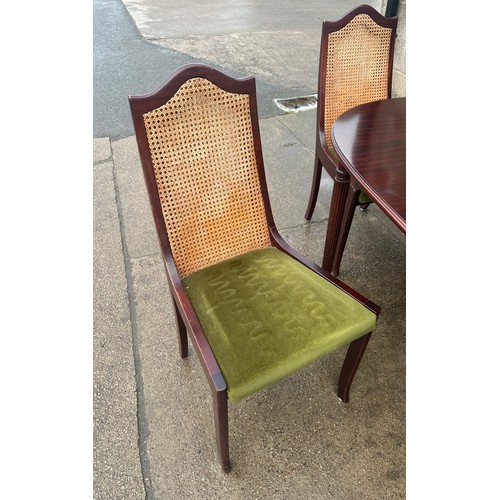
left=322, top=97, right=406, bottom=275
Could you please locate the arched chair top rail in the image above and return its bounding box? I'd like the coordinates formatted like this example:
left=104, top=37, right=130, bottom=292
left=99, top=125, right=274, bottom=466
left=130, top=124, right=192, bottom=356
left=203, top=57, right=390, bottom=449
left=128, top=64, right=256, bottom=115
left=322, top=3, right=398, bottom=33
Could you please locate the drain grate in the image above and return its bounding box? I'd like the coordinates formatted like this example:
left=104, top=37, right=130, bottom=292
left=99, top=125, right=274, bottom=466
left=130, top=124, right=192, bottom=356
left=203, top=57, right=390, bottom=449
left=274, top=94, right=317, bottom=113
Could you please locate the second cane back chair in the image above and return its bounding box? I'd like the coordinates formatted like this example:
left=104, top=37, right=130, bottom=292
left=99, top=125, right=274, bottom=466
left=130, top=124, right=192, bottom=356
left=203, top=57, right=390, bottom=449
left=129, top=64, right=381, bottom=472
left=305, top=4, right=398, bottom=274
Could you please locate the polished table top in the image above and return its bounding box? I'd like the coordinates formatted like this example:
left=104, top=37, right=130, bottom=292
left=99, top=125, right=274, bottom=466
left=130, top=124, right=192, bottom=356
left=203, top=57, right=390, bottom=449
left=331, top=97, right=406, bottom=232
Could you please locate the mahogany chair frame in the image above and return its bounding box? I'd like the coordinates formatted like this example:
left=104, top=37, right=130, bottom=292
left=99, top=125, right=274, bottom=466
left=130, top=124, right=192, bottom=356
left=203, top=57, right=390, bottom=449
left=129, top=64, right=381, bottom=473
left=304, top=4, right=398, bottom=274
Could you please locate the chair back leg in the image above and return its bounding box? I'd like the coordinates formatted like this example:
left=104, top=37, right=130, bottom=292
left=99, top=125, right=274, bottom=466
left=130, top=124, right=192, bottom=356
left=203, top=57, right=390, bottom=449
left=337, top=332, right=372, bottom=403
left=172, top=299, right=188, bottom=358
left=305, top=156, right=323, bottom=220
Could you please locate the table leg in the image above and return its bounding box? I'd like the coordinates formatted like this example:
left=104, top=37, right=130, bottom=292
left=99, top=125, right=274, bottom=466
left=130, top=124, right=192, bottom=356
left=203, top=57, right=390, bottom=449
left=322, top=165, right=351, bottom=273
left=332, top=183, right=360, bottom=276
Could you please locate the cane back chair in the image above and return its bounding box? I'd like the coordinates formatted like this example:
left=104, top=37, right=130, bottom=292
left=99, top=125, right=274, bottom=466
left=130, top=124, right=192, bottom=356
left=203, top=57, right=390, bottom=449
left=305, top=4, right=398, bottom=273
left=128, top=64, right=381, bottom=472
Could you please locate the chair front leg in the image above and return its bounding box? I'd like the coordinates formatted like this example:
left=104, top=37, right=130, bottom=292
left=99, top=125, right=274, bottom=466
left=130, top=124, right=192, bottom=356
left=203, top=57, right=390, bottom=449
left=213, top=390, right=231, bottom=472
left=337, top=332, right=372, bottom=403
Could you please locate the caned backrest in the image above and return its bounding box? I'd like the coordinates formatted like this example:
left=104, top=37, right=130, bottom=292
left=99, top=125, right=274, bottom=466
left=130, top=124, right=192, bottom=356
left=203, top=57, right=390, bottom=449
left=322, top=8, right=397, bottom=149
left=138, top=75, right=271, bottom=278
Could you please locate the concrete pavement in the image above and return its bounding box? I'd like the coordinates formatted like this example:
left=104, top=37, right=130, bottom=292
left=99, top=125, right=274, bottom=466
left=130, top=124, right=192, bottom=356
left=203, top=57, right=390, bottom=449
left=93, top=1, right=405, bottom=498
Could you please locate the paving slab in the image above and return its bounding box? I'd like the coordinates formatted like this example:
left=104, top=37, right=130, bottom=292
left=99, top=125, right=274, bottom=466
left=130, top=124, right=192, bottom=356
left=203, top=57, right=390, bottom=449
left=260, top=112, right=329, bottom=229
left=112, top=136, right=159, bottom=258
left=93, top=154, right=145, bottom=499
left=93, top=137, right=113, bottom=163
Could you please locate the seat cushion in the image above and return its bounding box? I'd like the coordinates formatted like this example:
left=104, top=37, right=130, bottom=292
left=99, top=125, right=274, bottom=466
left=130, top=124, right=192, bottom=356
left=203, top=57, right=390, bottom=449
left=181, top=247, right=376, bottom=403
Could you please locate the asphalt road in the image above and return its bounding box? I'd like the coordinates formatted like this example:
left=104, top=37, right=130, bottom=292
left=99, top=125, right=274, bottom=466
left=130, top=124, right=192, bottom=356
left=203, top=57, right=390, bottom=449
left=93, top=0, right=198, bottom=138
left=93, top=0, right=300, bottom=139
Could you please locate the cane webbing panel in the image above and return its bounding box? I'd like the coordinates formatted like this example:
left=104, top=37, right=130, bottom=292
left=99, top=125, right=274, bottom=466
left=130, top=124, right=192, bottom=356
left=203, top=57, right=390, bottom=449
left=142, top=77, right=271, bottom=278
left=324, top=14, right=392, bottom=149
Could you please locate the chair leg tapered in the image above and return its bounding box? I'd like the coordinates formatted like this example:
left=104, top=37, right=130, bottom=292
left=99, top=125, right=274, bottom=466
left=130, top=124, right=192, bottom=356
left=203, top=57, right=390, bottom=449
left=213, top=390, right=231, bottom=473
left=172, top=299, right=188, bottom=358
left=305, top=157, right=323, bottom=220
left=338, top=332, right=372, bottom=403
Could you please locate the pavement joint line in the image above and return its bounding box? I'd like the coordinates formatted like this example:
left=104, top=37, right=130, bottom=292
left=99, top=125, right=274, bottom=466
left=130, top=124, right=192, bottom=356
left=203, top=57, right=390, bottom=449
left=93, top=157, right=113, bottom=166
left=110, top=142, right=156, bottom=500
left=280, top=217, right=329, bottom=232
left=130, top=252, right=161, bottom=260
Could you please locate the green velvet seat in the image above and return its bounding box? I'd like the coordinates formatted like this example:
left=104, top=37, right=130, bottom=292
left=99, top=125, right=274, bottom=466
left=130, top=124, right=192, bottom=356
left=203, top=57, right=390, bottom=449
left=182, top=247, right=377, bottom=403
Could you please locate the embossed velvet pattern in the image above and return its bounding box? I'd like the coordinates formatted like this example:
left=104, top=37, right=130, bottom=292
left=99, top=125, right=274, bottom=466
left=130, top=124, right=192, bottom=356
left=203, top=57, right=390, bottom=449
left=182, top=247, right=376, bottom=403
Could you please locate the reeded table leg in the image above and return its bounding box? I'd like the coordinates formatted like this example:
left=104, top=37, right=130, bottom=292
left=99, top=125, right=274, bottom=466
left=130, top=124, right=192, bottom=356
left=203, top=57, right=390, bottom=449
left=322, top=164, right=351, bottom=273
left=332, top=183, right=360, bottom=276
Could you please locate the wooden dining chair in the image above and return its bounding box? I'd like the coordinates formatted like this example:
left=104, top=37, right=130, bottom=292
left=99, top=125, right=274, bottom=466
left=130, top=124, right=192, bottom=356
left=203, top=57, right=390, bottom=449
left=304, top=4, right=398, bottom=268
left=128, top=64, right=381, bottom=473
